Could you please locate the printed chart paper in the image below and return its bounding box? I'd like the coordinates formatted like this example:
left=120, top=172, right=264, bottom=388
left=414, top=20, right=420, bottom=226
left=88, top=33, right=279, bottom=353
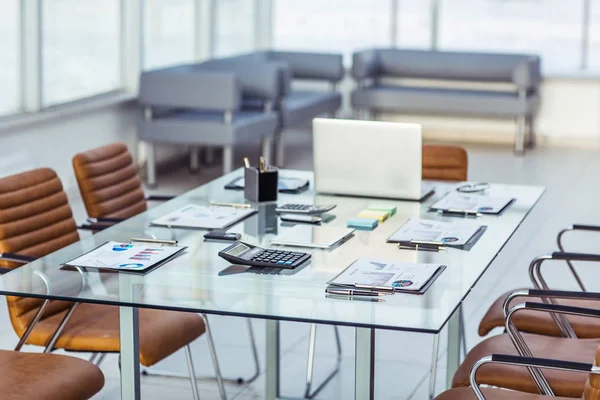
left=152, top=204, right=256, bottom=230
left=430, top=192, right=513, bottom=214
left=65, top=241, right=186, bottom=272
left=388, top=218, right=483, bottom=246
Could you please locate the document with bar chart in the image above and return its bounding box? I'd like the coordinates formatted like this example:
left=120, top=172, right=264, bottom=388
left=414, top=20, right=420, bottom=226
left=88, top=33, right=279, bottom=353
left=64, top=241, right=187, bottom=272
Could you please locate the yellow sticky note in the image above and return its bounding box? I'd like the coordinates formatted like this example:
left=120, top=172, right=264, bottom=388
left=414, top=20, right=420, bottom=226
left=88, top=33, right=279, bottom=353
left=358, top=210, right=389, bottom=222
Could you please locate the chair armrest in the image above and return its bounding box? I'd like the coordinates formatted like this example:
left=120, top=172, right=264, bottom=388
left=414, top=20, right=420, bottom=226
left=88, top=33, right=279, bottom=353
left=512, top=56, right=541, bottom=90
left=146, top=194, right=176, bottom=202
left=87, top=217, right=124, bottom=224
left=139, top=66, right=242, bottom=111
left=199, top=59, right=287, bottom=104
left=267, top=51, right=344, bottom=82
left=351, top=49, right=380, bottom=80
left=571, top=224, right=600, bottom=231
left=469, top=354, right=598, bottom=399
left=551, top=251, right=600, bottom=261
left=78, top=224, right=108, bottom=231
left=528, top=288, right=600, bottom=300
left=0, top=253, right=38, bottom=264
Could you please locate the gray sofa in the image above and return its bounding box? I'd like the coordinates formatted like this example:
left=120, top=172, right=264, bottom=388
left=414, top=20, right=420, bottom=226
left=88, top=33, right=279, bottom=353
left=138, top=51, right=343, bottom=184
left=351, top=49, right=542, bottom=154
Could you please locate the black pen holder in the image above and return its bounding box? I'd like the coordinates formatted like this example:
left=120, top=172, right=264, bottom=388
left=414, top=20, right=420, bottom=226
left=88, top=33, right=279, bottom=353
left=244, top=167, right=278, bottom=202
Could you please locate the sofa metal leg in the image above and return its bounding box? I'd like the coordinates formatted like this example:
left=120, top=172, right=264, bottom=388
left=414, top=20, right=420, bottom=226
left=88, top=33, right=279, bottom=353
left=526, top=116, right=536, bottom=149
left=223, top=145, right=233, bottom=174
left=146, top=142, right=157, bottom=186
left=275, top=130, right=284, bottom=167
left=189, top=146, right=200, bottom=173
left=514, top=116, right=526, bottom=155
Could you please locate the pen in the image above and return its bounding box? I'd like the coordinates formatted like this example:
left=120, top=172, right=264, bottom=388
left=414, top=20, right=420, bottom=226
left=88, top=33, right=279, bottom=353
left=243, top=157, right=251, bottom=169
left=325, top=288, right=386, bottom=297
left=398, top=244, right=447, bottom=252
left=326, top=294, right=385, bottom=303
left=259, top=156, right=265, bottom=173
left=130, top=237, right=178, bottom=245
left=354, top=284, right=395, bottom=293
left=439, top=209, right=481, bottom=217
left=397, top=240, right=447, bottom=252
left=209, top=201, right=251, bottom=209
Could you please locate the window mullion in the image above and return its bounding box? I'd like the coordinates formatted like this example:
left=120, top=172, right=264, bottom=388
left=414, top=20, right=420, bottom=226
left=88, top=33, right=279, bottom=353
left=21, top=0, right=42, bottom=112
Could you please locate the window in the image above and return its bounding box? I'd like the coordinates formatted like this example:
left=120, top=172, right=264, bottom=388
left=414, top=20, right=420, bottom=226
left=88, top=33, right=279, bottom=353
left=587, top=1, right=600, bottom=71
left=397, top=0, right=431, bottom=49
left=0, top=1, right=20, bottom=115
left=438, top=0, right=585, bottom=74
left=143, top=0, right=195, bottom=70
left=42, top=0, right=120, bottom=106
left=273, top=0, right=392, bottom=63
left=214, top=0, right=256, bottom=57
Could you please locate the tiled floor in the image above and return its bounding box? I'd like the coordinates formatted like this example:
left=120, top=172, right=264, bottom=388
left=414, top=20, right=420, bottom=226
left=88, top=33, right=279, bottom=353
left=2, top=128, right=600, bottom=399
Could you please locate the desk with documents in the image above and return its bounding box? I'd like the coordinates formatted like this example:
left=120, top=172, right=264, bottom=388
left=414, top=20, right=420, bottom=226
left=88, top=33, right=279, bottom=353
left=0, top=169, right=544, bottom=400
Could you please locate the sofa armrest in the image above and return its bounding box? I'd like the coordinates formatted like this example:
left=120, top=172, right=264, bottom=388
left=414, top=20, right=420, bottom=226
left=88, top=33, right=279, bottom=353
left=200, top=58, right=289, bottom=103
left=268, top=51, right=344, bottom=82
left=512, top=56, right=542, bottom=90
left=139, top=67, right=242, bottom=111
left=351, top=49, right=380, bottom=80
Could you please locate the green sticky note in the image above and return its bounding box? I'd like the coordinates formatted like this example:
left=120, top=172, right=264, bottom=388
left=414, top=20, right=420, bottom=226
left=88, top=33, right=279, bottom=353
left=367, top=204, right=397, bottom=217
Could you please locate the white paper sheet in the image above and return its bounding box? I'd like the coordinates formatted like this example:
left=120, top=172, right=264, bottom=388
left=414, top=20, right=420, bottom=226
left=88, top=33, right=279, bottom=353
left=328, top=258, right=442, bottom=291
left=65, top=241, right=185, bottom=272
left=387, top=218, right=482, bottom=246
left=151, top=204, right=256, bottom=230
left=430, top=192, right=513, bottom=214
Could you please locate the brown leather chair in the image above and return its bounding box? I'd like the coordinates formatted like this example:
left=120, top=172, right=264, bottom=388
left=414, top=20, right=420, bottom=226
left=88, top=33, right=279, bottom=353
left=72, top=142, right=149, bottom=220
left=435, top=347, right=600, bottom=400
left=0, top=349, right=104, bottom=400
left=449, top=290, right=600, bottom=398
left=0, top=168, right=218, bottom=398
left=478, top=251, right=600, bottom=339
left=422, top=145, right=468, bottom=181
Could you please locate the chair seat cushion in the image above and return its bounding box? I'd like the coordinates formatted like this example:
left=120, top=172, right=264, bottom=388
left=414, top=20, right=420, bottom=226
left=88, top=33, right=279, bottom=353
left=0, top=350, right=104, bottom=400
left=22, top=303, right=205, bottom=366
left=479, top=289, right=600, bottom=338
left=435, top=387, right=571, bottom=400
left=452, top=332, right=600, bottom=397
left=351, top=85, right=539, bottom=117
left=138, top=110, right=279, bottom=145
left=280, top=91, right=342, bottom=127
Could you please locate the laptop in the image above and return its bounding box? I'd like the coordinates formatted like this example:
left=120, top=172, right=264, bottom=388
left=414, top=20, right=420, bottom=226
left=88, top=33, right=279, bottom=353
left=313, top=118, right=434, bottom=201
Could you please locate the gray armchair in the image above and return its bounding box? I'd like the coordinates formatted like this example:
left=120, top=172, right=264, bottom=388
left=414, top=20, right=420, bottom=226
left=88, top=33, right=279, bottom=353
left=138, top=63, right=280, bottom=185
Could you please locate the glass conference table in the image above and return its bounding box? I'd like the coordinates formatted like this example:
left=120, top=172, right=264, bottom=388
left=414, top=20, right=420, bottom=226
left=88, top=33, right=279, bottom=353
left=0, top=169, right=544, bottom=400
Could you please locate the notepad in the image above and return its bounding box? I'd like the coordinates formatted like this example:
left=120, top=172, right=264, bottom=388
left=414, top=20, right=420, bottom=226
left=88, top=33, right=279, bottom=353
left=430, top=192, right=514, bottom=215
left=64, top=241, right=186, bottom=272
left=367, top=204, right=397, bottom=217
left=270, top=225, right=355, bottom=249
left=347, top=217, right=378, bottom=231
left=328, top=258, right=445, bottom=293
left=387, top=218, right=486, bottom=249
left=358, top=210, right=389, bottom=222
left=151, top=204, right=257, bottom=230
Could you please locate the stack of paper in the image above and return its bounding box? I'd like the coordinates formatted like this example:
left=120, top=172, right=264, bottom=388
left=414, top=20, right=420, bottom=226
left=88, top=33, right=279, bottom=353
left=430, top=192, right=514, bottom=214
left=151, top=204, right=256, bottom=230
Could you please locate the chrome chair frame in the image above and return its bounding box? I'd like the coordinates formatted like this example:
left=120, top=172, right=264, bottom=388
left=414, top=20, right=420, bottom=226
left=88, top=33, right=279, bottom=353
left=468, top=353, right=600, bottom=400
left=304, top=324, right=342, bottom=398
left=501, top=290, right=600, bottom=395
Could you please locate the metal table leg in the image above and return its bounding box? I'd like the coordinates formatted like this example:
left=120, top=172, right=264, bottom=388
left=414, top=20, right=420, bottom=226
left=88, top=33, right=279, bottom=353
left=355, top=327, right=375, bottom=400
left=266, top=320, right=280, bottom=400
left=119, top=306, right=140, bottom=400
left=446, top=306, right=461, bottom=389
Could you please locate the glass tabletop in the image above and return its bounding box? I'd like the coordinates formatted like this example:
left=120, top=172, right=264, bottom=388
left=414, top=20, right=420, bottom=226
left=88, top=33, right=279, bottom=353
left=0, top=170, right=544, bottom=333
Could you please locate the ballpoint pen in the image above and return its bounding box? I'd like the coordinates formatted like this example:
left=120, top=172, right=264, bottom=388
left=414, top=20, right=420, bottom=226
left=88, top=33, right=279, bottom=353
left=259, top=156, right=265, bottom=173
left=325, top=288, right=386, bottom=297
left=209, top=201, right=251, bottom=209
left=130, top=237, right=178, bottom=245
left=397, top=240, right=447, bottom=252
left=243, top=157, right=251, bottom=169
left=325, top=294, right=385, bottom=303
left=439, top=209, right=482, bottom=217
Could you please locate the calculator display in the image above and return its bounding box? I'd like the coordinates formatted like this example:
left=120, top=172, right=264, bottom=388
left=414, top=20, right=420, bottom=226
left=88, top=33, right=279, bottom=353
left=226, top=243, right=251, bottom=257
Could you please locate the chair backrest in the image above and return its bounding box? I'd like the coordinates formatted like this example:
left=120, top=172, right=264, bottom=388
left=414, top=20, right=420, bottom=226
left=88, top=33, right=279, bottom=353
left=72, top=142, right=147, bottom=219
left=422, top=145, right=468, bottom=182
left=0, top=168, right=79, bottom=336
left=584, top=346, right=600, bottom=399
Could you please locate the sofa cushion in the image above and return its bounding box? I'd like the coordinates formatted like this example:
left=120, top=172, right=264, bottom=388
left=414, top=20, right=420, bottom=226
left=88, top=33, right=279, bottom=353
left=351, top=85, right=539, bottom=118
left=281, top=91, right=342, bottom=127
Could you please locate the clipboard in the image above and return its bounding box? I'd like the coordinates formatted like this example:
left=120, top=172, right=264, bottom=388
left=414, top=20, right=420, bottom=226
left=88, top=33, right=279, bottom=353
left=224, top=176, right=309, bottom=194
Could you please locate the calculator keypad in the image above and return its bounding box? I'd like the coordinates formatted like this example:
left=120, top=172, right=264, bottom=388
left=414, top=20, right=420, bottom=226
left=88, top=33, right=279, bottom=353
left=282, top=204, right=312, bottom=211
left=251, top=249, right=306, bottom=266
